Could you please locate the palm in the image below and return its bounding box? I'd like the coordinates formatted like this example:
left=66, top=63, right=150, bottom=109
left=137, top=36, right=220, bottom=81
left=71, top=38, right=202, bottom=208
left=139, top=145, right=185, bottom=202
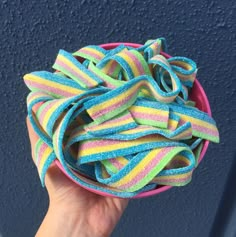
left=46, top=164, right=129, bottom=236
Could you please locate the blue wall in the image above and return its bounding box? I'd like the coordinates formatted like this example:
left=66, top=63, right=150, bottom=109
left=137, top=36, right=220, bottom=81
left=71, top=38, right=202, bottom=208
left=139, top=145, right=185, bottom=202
left=0, top=1, right=235, bottom=236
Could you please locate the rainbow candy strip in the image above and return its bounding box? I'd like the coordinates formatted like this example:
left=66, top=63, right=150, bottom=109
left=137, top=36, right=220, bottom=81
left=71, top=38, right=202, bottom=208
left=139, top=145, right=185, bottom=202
left=73, top=45, right=106, bottom=64
left=52, top=49, right=103, bottom=88
left=23, top=38, right=220, bottom=198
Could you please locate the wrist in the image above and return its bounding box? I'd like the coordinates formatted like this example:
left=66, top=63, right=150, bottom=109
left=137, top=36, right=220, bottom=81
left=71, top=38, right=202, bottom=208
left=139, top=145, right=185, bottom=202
left=36, top=203, right=109, bottom=237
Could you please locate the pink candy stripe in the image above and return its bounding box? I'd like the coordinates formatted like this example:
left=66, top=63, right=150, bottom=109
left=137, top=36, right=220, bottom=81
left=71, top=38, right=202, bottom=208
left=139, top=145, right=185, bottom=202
left=56, top=59, right=94, bottom=86
left=37, top=142, right=48, bottom=166
left=178, top=118, right=185, bottom=126
left=88, top=113, right=133, bottom=131
left=80, top=139, right=120, bottom=150
left=192, top=123, right=218, bottom=137
left=179, top=118, right=218, bottom=137
left=26, top=80, right=77, bottom=97
left=109, top=159, right=124, bottom=170
left=118, top=147, right=173, bottom=189
left=78, top=48, right=102, bottom=60
left=39, top=101, right=58, bottom=124
left=91, top=89, right=137, bottom=119
left=168, top=123, right=178, bottom=130
left=107, top=60, right=119, bottom=75
left=130, top=110, right=168, bottom=122
left=103, top=80, right=116, bottom=89
left=80, top=134, right=157, bottom=150
left=124, top=51, right=145, bottom=76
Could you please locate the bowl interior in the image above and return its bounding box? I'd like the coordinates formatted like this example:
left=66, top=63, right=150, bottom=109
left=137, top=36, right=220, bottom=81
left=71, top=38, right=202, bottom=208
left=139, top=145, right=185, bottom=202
left=55, top=42, right=211, bottom=198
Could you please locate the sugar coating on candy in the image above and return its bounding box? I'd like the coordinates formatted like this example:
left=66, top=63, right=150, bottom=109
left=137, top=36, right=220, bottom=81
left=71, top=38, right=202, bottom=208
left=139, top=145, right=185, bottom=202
left=23, top=38, right=219, bottom=198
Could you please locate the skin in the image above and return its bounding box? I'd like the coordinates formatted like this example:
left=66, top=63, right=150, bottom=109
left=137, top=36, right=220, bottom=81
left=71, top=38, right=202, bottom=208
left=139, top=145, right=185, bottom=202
left=26, top=117, right=129, bottom=237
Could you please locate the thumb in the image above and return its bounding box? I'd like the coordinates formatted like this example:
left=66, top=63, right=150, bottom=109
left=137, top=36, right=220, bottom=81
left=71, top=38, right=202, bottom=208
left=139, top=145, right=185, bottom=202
left=26, top=116, right=39, bottom=163
left=26, top=115, right=75, bottom=199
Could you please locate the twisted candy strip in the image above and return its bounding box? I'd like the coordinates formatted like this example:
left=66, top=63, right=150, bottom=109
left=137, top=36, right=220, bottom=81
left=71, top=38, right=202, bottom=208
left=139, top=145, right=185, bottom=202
left=24, top=38, right=219, bottom=198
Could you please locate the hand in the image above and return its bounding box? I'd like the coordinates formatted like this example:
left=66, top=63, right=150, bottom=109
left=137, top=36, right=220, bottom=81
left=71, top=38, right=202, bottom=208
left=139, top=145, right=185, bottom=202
left=26, top=117, right=129, bottom=237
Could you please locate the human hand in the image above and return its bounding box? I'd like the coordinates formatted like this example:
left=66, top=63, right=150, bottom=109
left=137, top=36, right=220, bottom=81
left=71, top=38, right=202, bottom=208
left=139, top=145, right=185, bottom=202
left=26, top=116, right=129, bottom=237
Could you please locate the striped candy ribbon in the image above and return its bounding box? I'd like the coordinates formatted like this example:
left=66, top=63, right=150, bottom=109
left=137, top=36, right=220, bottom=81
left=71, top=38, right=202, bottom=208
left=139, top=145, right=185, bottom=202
left=24, top=38, right=219, bottom=198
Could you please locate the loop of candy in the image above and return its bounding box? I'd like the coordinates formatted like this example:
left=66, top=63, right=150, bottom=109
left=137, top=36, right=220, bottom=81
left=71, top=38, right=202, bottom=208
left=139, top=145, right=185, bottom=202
left=24, top=38, right=219, bottom=198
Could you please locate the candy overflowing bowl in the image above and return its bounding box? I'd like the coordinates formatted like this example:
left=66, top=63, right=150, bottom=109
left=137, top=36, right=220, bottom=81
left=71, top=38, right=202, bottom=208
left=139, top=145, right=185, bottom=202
left=24, top=39, right=219, bottom=198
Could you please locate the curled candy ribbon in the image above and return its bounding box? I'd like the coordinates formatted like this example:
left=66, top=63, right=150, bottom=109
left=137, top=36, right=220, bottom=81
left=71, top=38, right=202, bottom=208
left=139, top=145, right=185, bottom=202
left=24, top=38, right=219, bottom=198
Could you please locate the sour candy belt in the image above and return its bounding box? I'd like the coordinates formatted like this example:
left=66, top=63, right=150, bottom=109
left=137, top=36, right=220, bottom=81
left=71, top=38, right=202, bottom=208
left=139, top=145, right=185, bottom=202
left=24, top=38, right=219, bottom=198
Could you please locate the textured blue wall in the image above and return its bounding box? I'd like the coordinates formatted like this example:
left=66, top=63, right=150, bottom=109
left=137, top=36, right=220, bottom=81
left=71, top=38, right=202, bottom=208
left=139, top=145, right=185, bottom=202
left=0, top=0, right=235, bottom=236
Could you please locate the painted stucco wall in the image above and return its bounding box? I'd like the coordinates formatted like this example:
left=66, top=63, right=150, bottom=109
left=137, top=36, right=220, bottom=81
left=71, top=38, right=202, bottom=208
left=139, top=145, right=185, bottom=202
left=0, top=0, right=235, bottom=236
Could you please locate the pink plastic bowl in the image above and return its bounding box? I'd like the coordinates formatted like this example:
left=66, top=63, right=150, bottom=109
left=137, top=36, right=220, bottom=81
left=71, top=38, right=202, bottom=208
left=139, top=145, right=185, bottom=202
left=55, top=42, right=211, bottom=198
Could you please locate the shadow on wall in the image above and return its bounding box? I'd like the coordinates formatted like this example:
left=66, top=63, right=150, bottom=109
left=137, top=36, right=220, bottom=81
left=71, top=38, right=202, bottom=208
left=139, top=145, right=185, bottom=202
left=210, top=152, right=236, bottom=237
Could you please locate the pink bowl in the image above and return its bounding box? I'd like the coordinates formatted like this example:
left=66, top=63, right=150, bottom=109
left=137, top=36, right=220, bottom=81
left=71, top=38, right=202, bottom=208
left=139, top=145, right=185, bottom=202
left=55, top=42, right=211, bottom=198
